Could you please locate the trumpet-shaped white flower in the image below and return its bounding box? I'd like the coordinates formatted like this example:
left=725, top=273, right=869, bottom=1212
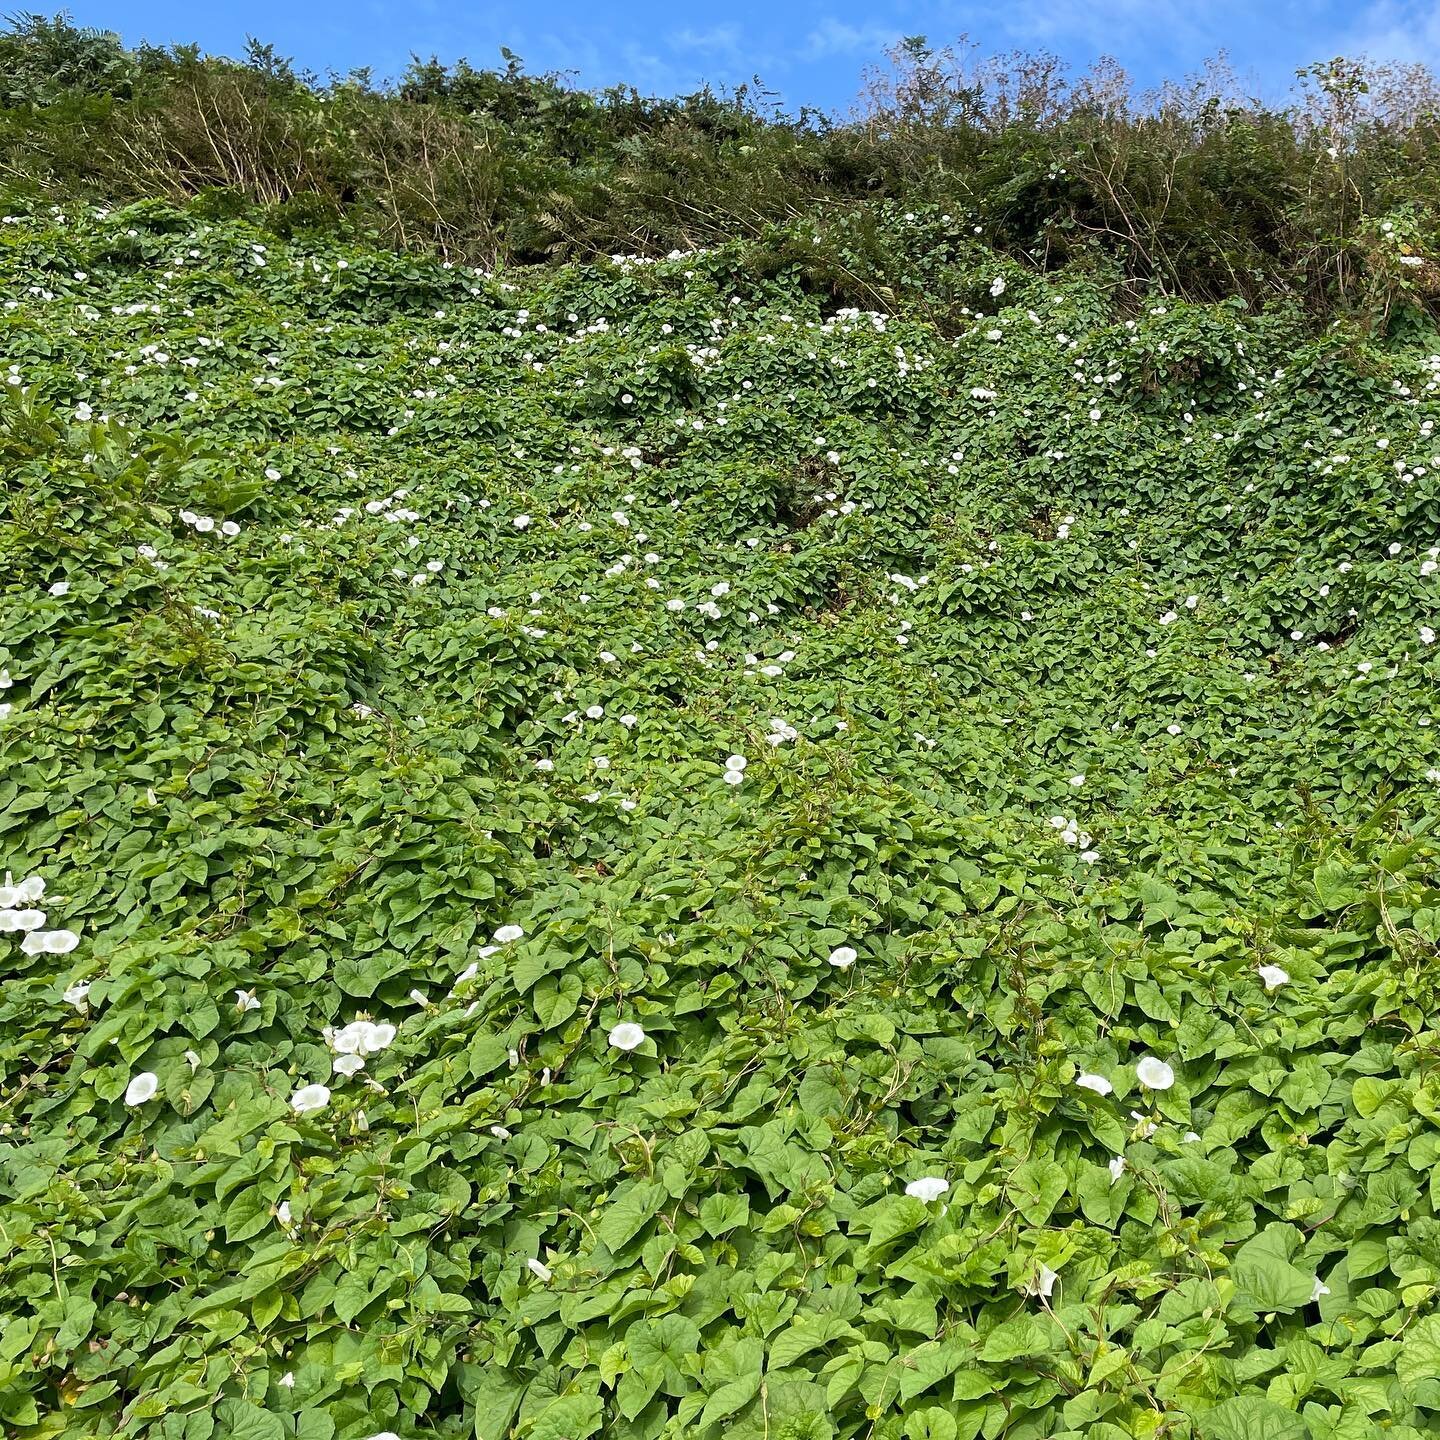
left=1023, top=1264, right=1059, bottom=1299
left=494, top=924, right=524, bottom=944
left=290, top=1083, right=331, bottom=1115
left=235, top=988, right=261, bottom=1011
left=22, top=928, right=78, bottom=955
left=125, top=1071, right=159, bottom=1105
left=608, top=1021, right=646, bottom=1051
left=904, top=1176, right=949, bottom=1202
left=1310, top=1275, right=1330, bottom=1303
left=1108, top=1155, right=1126, bottom=1184
left=328, top=1020, right=395, bottom=1055
left=526, top=1258, right=553, bottom=1283
left=1136, top=1056, right=1175, bottom=1090
left=0, top=873, right=37, bottom=907
left=333, top=1054, right=365, bottom=1076
left=1257, top=964, right=1290, bottom=991
left=1076, top=1072, right=1113, bottom=1095
left=63, top=981, right=90, bottom=1007
left=828, top=946, right=857, bottom=968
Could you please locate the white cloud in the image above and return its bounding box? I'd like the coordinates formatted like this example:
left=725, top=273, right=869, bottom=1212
left=1332, top=0, right=1440, bottom=65
left=802, top=17, right=902, bottom=62
left=669, top=25, right=745, bottom=58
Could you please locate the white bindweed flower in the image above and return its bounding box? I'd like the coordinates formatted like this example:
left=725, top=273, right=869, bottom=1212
left=727, top=754, right=747, bottom=770
left=290, top=1084, right=331, bottom=1115
left=904, top=1176, right=949, bottom=1202
left=1135, top=1056, right=1175, bottom=1090
left=1311, top=1276, right=1330, bottom=1303
left=63, top=981, right=90, bottom=1007
left=0, top=873, right=40, bottom=906
left=40, top=927, right=78, bottom=953
left=526, top=1258, right=553, bottom=1283
left=125, top=1071, right=159, bottom=1105
left=0, top=909, right=46, bottom=932
left=329, top=1020, right=395, bottom=1055
left=48, top=581, right=69, bottom=596
left=21, top=930, right=63, bottom=954
left=828, top=946, right=857, bottom=968
left=1108, top=1155, right=1126, bottom=1184
left=1023, top=1264, right=1059, bottom=1299
left=723, top=769, right=744, bottom=785
left=609, top=1021, right=646, bottom=1051
left=235, top=988, right=261, bottom=1011
left=494, top=924, right=524, bottom=944
left=1257, top=964, right=1290, bottom=991
left=333, top=1054, right=365, bottom=1076
left=1076, top=1072, right=1113, bottom=1095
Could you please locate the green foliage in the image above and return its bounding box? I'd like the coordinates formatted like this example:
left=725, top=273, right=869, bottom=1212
left=1, top=191, right=1440, bottom=1440
left=4, top=15, right=1440, bottom=321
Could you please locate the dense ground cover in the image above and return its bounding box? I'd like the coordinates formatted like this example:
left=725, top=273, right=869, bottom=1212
left=2, top=194, right=1440, bottom=1440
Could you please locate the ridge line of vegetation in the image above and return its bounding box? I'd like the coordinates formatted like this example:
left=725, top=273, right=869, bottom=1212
left=2, top=14, right=1440, bottom=328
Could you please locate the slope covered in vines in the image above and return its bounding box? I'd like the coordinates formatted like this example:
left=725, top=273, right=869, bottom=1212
left=2, top=197, right=1440, bottom=1440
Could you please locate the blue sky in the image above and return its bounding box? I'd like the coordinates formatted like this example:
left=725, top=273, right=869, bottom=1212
left=61, top=1, right=1440, bottom=113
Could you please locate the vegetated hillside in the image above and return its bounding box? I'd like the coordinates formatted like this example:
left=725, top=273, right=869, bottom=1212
left=5, top=15, right=1440, bottom=325
left=1, top=191, right=1440, bottom=1440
